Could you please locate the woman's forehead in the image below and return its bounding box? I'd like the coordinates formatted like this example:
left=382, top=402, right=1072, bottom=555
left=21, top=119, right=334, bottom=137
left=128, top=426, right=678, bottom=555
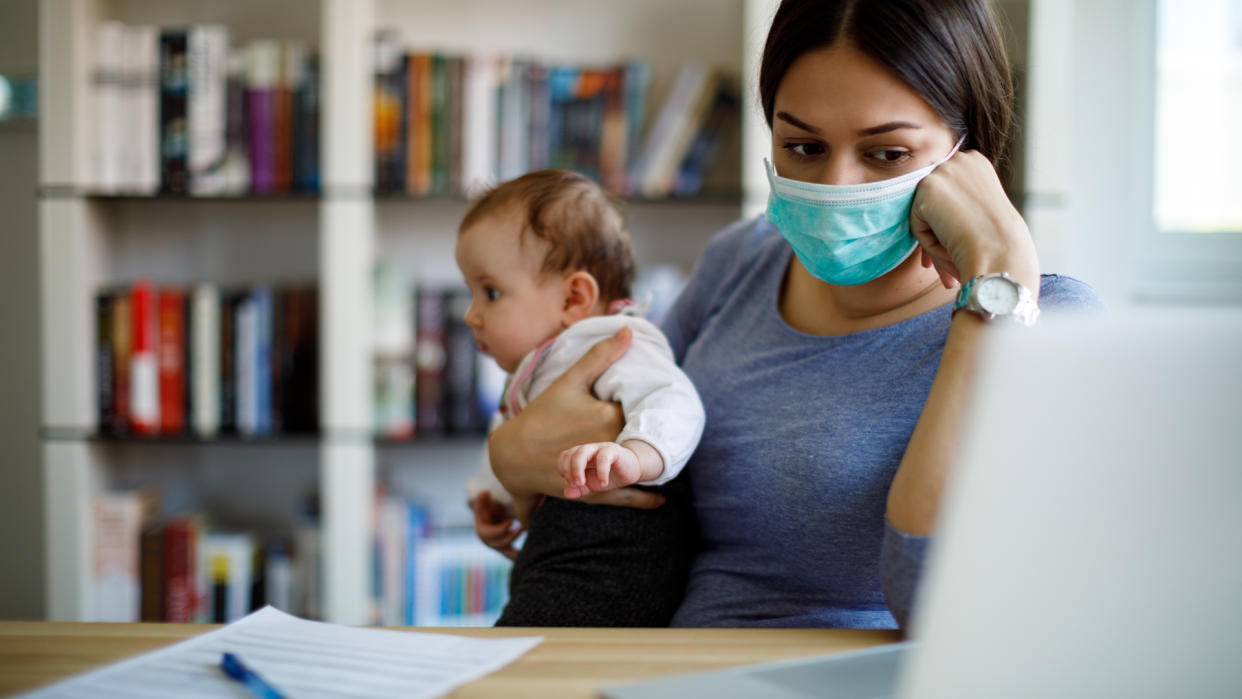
left=773, top=44, right=944, bottom=134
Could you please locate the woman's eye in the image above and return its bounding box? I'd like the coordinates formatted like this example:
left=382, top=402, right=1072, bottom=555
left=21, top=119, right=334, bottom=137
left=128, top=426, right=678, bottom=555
left=782, top=142, right=825, bottom=159
left=485, top=287, right=500, bottom=301
left=868, top=149, right=912, bottom=165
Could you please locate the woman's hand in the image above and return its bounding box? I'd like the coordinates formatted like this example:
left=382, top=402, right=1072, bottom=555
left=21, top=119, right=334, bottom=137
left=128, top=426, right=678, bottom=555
left=909, top=150, right=1040, bottom=293
left=487, top=326, right=666, bottom=512
left=471, top=492, right=523, bottom=561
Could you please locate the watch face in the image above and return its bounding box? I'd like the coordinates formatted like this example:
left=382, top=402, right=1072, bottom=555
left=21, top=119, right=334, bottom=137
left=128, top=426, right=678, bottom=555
left=977, top=276, right=1020, bottom=315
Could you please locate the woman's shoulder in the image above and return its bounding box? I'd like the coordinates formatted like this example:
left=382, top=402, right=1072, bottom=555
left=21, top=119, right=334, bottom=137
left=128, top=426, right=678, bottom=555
left=703, top=214, right=782, bottom=260
left=1037, top=274, right=1108, bottom=314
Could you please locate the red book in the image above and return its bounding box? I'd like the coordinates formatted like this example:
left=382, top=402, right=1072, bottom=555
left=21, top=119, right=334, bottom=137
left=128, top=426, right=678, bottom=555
left=158, top=288, right=186, bottom=434
left=163, top=517, right=199, bottom=623
left=129, top=280, right=159, bottom=435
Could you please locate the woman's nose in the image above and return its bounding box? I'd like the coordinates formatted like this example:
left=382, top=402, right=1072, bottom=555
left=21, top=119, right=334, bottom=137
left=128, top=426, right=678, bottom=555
left=820, top=153, right=868, bottom=186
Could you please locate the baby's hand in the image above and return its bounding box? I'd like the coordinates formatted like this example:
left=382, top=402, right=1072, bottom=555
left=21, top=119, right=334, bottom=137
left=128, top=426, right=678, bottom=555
left=557, top=442, right=643, bottom=499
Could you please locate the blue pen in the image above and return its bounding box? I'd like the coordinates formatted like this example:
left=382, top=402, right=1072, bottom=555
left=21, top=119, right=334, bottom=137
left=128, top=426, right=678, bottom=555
left=219, top=652, right=287, bottom=699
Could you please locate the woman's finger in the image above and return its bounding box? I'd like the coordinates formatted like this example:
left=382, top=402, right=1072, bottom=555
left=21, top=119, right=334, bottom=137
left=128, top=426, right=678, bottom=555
left=580, top=486, right=665, bottom=509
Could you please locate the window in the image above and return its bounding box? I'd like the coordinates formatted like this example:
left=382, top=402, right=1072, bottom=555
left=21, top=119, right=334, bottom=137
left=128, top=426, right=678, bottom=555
left=1138, top=0, right=1242, bottom=301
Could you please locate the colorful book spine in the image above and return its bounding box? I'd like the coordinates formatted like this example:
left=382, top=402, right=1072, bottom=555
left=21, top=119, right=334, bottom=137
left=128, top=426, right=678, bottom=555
left=94, top=22, right=127, bottom=193
left=294, top=54, right=321, bottom=193
left=235, top=292, right=257, bottom=436
left=158, top=30, right=189, bottom=194
left=187, top=25, right=230, bottom=195
left=162, top=516, right=200, bottom=623
left=157, top=288, right=186, bottom=435
left=96, top=293, right=116, bottom=434
left=112, top=293, right=132, bottom=435
left=405, top=53, right=433, bottom=196
left=191, top=283, right=220, bottom=437
left=129, top=280, right=159, bottom=436
left=444, top=289, right=483, bottom=433
left=221, top=52, right=251, bottom=194
left=246, top=41, right=281, bottom=194
left=414, top=288, right=446, bottom=435
left=92, top=491, right=145, bottom=622
left=253, top=286, right=273, bottom=436
left=275, top=42, right=303, bottom=193
left=139, top=522, right=164, bottom=621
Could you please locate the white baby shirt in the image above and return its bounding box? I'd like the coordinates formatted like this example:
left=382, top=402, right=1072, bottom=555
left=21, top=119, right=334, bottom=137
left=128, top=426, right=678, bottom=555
left=465, top=311, right=705, bottom=506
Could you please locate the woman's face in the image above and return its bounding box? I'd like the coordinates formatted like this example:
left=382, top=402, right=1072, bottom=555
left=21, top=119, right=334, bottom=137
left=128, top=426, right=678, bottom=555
left=771, top=42, right=959, bottom=185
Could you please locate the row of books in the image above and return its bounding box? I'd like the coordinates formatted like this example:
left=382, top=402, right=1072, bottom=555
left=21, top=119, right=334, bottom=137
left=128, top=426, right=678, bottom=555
left=372, top=264, right=505, bottom=440
left=93, top=488, right=509, bottom=626
left=373, top=496, right=510, bottom=627
left=95, top=282, right=319, bottom=438
left=92, top=490, right=319, bottom=623
left=372, top=32, right=739, bottom=199
left=93, top=22, right=319, bottom=196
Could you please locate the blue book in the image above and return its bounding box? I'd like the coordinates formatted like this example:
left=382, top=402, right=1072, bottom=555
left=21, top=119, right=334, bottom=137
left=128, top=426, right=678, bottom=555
left=252, top=287, right=272, bottom=436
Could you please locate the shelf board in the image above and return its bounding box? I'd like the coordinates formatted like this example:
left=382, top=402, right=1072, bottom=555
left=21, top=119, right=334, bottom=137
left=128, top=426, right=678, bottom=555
left=36, top=186, right=742, bottom=206
left=41, top=428, right=485, bottom=446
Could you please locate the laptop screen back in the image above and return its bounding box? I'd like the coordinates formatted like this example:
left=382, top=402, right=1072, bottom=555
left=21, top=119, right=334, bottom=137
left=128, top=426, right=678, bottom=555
left=899, top=311, right=1242, bottom=698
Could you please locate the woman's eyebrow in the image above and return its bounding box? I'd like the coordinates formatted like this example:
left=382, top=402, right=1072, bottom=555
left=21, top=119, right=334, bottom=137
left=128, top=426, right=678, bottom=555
left=857, top=121, right=923, bottom=136
left=775, top=110, right=822, bottom=134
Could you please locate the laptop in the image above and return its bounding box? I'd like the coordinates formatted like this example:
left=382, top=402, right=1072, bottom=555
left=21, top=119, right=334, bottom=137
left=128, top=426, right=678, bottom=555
left=602, top=309, right=1242, bottom=699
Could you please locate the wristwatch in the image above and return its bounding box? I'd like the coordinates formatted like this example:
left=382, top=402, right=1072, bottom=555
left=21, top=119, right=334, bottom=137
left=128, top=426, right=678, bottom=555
left=953, top=272, right=1040, bottom=326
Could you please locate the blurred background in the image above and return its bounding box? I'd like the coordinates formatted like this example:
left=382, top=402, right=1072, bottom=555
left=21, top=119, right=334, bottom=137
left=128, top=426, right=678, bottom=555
left=0, top=0, right=1237, bottom=624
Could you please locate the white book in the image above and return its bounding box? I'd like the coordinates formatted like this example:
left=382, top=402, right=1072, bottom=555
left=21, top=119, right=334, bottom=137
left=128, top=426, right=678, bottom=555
left=94, top=21, right=126, bottom=193
left=236, top=294, right=257, bottom=436
left=293, top=518, right=321, bottom=619
left=496, top=58, right=530, bottom=181
left=191, top=283, right=220, bottom=437
left=378, top=496, right=410, bottom=626
left=188, top=25, right=230, bottom=195
left=123, top=25, right=160, bottom=194
left=92, top=491, right=144, bottom=622
left=630, top=62, right=714, bottom=198
left=461, top=55, right=498, bottom=197
left=201, top=532, right=256, bottom=623
left=264, top=541, right=293, bottom=614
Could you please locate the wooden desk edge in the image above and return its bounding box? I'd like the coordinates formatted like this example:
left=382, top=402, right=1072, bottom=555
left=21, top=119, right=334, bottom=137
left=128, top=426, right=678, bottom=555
left=0, top=622, right=901, bottom=698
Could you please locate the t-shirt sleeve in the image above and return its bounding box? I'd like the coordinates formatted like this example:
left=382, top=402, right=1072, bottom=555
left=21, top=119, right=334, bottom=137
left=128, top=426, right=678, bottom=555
left=880, top=518, right=931, bottom=630
left=1038, top=274, right=1108, bottom=314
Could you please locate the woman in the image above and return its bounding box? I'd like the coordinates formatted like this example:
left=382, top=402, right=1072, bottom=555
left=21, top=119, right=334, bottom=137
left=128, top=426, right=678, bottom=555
left=483, top=0, right=1103, bottom=629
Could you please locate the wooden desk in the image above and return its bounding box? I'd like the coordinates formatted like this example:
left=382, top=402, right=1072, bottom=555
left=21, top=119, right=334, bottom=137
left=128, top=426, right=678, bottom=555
left=0, top=621, right=899, bottom=698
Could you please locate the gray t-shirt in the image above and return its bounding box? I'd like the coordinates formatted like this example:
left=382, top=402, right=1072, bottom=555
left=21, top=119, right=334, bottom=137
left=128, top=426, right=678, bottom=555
left=661, top=216, right=1105, bottom=628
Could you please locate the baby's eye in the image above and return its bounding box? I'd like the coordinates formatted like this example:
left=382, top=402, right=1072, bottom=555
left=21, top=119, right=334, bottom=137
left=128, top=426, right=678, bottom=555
left=782, top=142, right=826, bottom=159
left=485, top=287, right=500, bottom=301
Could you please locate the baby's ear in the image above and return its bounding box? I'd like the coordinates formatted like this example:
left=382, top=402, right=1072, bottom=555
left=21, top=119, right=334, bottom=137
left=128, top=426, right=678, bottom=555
left=561, top=270, right=600, bottom=326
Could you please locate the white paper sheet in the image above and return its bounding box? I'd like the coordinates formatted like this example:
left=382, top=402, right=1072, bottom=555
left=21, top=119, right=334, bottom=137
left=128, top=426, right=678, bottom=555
left=23, top=606, right=542, bottom=699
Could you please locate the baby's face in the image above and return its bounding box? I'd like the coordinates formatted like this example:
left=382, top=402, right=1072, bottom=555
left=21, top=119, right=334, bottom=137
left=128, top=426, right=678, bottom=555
left=455, top=204, right=567, bottom=373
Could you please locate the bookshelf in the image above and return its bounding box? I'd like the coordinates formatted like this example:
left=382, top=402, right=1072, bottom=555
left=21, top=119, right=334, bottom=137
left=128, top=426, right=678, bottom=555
left=38, top=0, right=753, bottom=625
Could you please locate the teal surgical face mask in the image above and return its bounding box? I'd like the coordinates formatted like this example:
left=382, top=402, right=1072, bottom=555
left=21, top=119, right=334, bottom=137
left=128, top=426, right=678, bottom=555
left=764, top=139, right=963, bottom=286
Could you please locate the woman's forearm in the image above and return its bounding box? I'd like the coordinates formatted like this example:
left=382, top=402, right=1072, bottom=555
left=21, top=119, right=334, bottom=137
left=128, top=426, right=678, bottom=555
left=885, top=312, right=988, bottom=535
left=488, top=398, right=624, bottom=497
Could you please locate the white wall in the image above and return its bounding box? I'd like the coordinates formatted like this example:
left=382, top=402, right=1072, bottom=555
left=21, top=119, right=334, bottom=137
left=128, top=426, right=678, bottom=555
left=0, top=0, right=44, bottom=620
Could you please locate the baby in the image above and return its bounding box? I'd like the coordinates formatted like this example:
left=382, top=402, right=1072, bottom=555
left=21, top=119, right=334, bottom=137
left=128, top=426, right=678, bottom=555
left=457, top=169, right=704, bottom=626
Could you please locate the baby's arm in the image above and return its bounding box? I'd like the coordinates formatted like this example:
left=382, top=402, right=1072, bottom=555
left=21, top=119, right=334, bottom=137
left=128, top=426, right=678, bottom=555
left=557, top=439, right=664, bottom=499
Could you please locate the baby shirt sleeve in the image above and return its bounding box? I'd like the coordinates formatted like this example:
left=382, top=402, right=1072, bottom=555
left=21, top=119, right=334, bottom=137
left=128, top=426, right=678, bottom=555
left=589, top=318, right=705, bottom=485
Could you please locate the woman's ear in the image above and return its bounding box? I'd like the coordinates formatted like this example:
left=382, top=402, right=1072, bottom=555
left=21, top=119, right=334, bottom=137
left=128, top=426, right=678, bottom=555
left=561, top=271, right=600, bottom=326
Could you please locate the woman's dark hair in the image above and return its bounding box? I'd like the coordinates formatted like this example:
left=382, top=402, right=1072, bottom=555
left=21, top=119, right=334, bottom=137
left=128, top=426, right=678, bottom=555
left=759, top=0, right=1014, bottom=164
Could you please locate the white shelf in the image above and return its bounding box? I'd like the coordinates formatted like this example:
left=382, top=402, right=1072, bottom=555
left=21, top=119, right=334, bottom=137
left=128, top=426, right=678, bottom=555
left=38, top=0, right=754, bottom=625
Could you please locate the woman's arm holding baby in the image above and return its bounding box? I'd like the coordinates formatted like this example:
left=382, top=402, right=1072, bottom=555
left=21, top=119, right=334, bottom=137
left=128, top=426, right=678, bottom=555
left=487, top=327, right=667, bottom=524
